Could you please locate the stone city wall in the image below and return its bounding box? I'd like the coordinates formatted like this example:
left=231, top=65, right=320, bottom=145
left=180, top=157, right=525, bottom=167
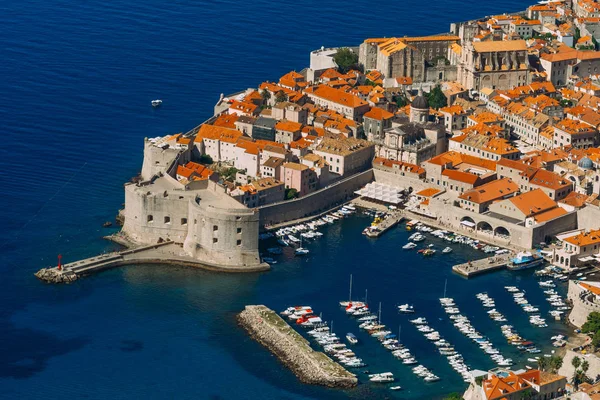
left=568, top=280, right=600, bottom=328
left=258, top=169, right=374, bottom=227
left=372, top=168, right=430, bottom=192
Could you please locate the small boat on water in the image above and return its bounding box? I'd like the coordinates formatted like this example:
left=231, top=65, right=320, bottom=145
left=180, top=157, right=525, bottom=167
left=263, top=257, right=277, bottom=264
left=508, top=252, right=544, bottom=271
left=390, top=386, right=402, bottom=391
left=422, top=249, right=436, bottom=256
left=267, top=247, right=282, bottom=255
left=295, top=247, right=309, bottom=256
left=151, top=99, right=162, bottom=107
left=442, top=247, right=452, bottom=254
left=346, top=333, right=358, bottom=344
left=403, top=242, right=417, bottom=250
left=369, top=372, right=394, bottom=382
left=398, top=304, right=415, bottom=313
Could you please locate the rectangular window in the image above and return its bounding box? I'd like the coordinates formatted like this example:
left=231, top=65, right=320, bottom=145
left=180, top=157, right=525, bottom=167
left=164, top=216, right=171, bottom=224
left=237, top=228, right=242, bottom=234
left=181, top=218, right=187, bottom=225
left=237, top=239, right=242, bottom=246
left=213, top=225, right=218, bottom=231
left=213, top=238, right=218, bottom=243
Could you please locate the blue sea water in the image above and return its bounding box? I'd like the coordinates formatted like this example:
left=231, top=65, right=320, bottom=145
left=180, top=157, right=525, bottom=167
left=0, top=0, right=556, bottom=398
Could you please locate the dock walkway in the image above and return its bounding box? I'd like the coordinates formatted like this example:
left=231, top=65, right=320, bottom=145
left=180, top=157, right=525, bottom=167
left=365, top=212, right=404, bottom=238
left=35, top=241, right=269, bottom=283
left=452, top=254, right=513, bottom=278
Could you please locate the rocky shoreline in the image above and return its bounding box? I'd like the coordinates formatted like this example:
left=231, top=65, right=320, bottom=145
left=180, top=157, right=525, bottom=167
left=35, top=268, right=78, bottom=283
left=237, top=305, right=357, bottom=389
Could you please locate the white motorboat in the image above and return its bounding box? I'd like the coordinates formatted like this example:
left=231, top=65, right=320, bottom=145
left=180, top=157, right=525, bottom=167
left=151, top=99, right=162, bottom=107
left=403, top=242, right=417, bottom=250
left=442, top=247, right=452, bottom=254
left=398, top=304, right=415, bottom=313
left=346, top=333, right=358, bottom=344
left=295, top=247, right=309, bottom=256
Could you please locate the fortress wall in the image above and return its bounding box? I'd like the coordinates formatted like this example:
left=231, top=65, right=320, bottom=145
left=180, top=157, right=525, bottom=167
left=567, top=280, right=600, bottom=328
left=184, top=198, right=261, bottom=268
left=258, top=170, right=374, bottom=227
left=121, top=184, right=190, bottom=245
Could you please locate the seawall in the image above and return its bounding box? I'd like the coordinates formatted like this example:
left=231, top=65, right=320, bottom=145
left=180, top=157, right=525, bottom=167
left=259, top=170, right=373, bottom=227
left=237, top=305, right=357, bottom=389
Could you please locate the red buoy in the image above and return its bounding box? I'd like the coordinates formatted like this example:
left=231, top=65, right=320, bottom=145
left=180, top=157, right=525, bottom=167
left=57, top=254, right=62, bottom=271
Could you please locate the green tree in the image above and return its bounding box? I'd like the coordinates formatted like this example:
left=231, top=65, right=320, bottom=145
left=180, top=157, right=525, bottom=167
left=538, top=357, right=549, bottom=372
left=574, top=27, right=581, bottom=48
left=582, top=360, right=590, bottom=374
left=572, top=356, right=581, bottom=370
left=261, top=89, right=271, bottom=102
left=285, top=188, right=298, bottom=200
left=582, top=312, right=600, bottom=333
left=198, top=154, right=213, bottom=165
left=549, top=356, right=563, bottom=374
left=426, top=85, right=448, bottom=110
left=275, top=91, right=287, bottom=104
left=573, top=368, right=587, bottom=390
left=223, top=167, right=239, bottom=181
left=333, top=47, right=359, bottom=73
left=592, top=332, right=600, bottom=350
left=395, top=95, right=408, bottom=108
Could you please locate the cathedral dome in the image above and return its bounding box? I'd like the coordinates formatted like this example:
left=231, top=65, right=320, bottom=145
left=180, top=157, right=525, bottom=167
left=578, top=156, right=593, bottom=170
left=411, top=91, right=429, bottom=110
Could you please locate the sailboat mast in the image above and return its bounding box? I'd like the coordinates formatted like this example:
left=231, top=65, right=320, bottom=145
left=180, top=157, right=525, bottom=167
left=399, top=324, right=401, bottom=342
left=378, top=302, right=382, bottom=324
left=365, top=289, right=368, bottom=304
left=443, top=278, right=448, bottom=298
left=349, top=274, right=353, bottom=303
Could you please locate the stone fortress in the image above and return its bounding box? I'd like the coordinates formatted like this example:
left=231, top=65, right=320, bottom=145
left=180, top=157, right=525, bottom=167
left=120, top=134, right=265, bottom=270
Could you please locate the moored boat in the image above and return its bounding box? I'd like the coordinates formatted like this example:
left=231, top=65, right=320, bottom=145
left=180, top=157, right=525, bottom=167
left=508, top=252, right=544, bottom=271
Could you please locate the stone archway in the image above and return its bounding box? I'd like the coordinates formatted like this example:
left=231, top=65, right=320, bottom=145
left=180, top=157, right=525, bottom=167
left=460, top=216, right=476, bottom=230
left=477, top=221, right=493, bottom=234
left=494, top=226, right=510, bottom=239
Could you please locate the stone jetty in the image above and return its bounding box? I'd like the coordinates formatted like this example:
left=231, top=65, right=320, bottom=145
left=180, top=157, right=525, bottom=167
left=35, top=268, right=78, bottom=283
left=452, top=254, right=513, bottom=278
left=237, top=305, right=357, bottom=388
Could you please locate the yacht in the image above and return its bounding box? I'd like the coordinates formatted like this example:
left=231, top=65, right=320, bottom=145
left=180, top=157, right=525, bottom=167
left=369, top=372, right=395, bottom=383
left=151, top=99, right=162, bottom=107
left=295, top=247, right=309, bottom=256
left=346, top=333, right=358, bottom=344
left=403, top=242, right=417, bottom=250
left=398, top=304, right=415, bottom=313
left=508, top=252, right=544, bottom=271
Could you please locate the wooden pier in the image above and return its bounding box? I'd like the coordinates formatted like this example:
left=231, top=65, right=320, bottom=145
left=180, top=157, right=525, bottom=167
left=365, top=212, right=404, bottom=238
left=452, top=254, right=513, bottom=278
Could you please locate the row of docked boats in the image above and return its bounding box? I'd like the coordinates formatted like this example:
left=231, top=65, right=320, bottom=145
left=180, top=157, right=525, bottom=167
left=281, top=306, right=366, bottom=370
left=505, top=286, right=547, bottom=328
left=543, top=287, right=570, bottom=321
left=440, top=297, right=513, bottom=367
left=475, top=292, right=542, bottom=354
left=407, top=315, right=463, bottom=382
left=265, top=204, right=358, bottom=260
left=475, top=293, right=507, bottom=322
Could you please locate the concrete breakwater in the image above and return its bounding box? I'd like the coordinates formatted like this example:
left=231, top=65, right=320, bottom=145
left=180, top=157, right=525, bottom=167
left=35, top=241, right=269, bottom=284
left=237, top=305, right=357, bottom=389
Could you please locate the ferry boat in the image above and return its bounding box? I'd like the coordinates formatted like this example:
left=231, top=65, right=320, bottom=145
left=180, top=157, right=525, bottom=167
left=508, top=252, right=544, bottom=271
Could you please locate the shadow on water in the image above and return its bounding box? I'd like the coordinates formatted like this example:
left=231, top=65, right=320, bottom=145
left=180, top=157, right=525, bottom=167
left=0, top=325, right=88, bottom=379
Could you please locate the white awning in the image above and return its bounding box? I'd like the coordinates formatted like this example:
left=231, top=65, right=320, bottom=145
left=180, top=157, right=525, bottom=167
left=578, top=256, right=596, bottom=262
left=460, top=220, right=476, bottom=228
